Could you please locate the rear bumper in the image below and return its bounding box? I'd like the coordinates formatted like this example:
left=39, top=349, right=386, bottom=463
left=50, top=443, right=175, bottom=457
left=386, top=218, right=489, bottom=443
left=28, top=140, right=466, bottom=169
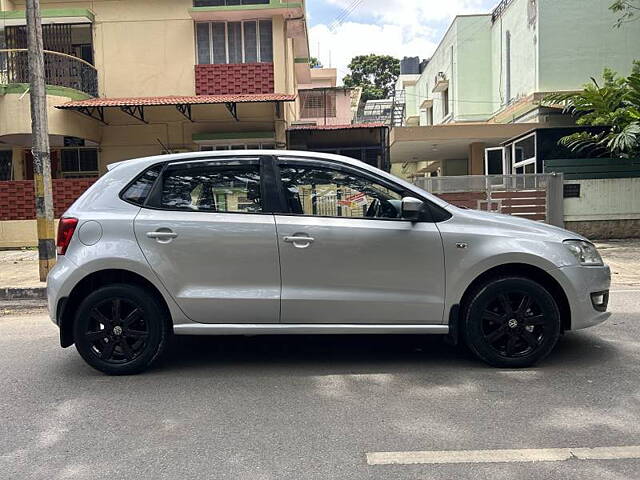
left=47, top=255, right=84, bottom=326
left=551, top=264, right=612, bottom=330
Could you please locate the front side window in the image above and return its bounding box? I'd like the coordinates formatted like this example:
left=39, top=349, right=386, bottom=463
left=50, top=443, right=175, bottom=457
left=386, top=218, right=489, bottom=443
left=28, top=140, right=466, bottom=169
left=278, top=162, right=403, bottom=219
left=159, top=163, right=262, bottom=213
left=196, top=20, right=273, bottom=64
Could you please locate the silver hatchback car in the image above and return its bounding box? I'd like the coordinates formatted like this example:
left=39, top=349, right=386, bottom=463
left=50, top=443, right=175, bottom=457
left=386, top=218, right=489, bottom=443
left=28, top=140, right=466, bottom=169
left=48, top=151, right=611, bottom=374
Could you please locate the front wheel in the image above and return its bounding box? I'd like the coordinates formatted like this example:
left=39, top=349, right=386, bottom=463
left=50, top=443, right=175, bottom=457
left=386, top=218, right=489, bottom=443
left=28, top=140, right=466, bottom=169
left=462, top=277, right=562, bottom=368
left=73, top=284, right=170, bottom=375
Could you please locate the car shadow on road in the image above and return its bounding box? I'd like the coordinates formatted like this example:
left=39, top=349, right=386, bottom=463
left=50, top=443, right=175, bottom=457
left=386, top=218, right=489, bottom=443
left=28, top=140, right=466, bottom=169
left=152, top=329, right=618, bottom=375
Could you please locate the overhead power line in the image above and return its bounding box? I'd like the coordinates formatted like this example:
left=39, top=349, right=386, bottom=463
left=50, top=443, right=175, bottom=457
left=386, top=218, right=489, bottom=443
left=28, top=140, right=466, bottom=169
left=329, top=0, right=365, bottom=32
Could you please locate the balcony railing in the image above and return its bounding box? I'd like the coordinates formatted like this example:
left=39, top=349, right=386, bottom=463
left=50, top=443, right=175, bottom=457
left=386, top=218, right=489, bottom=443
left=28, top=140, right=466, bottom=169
left=0, top=49, right=98, bottom=98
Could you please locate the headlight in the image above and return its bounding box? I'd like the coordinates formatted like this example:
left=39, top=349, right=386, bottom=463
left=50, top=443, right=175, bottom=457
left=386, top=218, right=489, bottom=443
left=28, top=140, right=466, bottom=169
left=563, top=240, right=603, bottom=266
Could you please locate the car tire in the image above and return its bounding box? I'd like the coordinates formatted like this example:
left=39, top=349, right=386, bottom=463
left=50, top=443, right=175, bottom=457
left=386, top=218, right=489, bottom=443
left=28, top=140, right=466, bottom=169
left=73, top=284, right=170, bottom=375
left=462, top=276, right=561, bottom=368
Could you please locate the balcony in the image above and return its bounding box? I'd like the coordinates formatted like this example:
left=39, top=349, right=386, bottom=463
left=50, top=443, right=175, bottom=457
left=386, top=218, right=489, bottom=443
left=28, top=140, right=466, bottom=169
left=0, top=49, right=98, bottom=98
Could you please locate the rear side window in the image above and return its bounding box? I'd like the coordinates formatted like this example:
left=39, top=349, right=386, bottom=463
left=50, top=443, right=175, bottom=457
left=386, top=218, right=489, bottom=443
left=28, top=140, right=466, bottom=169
left=121, top=165, right=162, bottom=206
left=159, top=164, right=262, bottom=213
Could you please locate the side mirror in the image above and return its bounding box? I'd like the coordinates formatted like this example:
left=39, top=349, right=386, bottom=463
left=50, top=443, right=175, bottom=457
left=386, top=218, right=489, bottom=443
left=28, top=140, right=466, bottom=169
left=401, top=196, right=424, bottom=221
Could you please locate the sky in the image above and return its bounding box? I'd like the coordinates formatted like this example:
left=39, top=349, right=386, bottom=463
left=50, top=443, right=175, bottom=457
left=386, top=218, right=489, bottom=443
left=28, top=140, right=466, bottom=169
left=307, top=0, right=499, bottom=82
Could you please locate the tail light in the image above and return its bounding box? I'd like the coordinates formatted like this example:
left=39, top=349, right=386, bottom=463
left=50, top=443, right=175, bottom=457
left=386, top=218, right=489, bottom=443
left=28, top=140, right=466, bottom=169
left=56, top=217, right=78, bottom=255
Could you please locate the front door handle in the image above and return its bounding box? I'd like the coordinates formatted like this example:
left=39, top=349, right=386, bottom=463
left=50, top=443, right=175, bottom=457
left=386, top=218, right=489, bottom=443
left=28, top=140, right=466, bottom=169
left=283, top=235, right=315, bottom=248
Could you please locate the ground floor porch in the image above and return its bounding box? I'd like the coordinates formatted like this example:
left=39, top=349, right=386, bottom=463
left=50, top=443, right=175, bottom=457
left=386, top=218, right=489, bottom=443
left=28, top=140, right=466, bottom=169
left=0, top=93, right=296, bottom=181
left=389, top=123, right=541, bottom=181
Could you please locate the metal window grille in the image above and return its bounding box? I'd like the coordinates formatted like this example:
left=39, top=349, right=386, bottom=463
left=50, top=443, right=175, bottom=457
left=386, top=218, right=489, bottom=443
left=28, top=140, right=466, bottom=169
left=299, top=89, right=337, bottom=119
left=196, top=20, right=272, bottom=64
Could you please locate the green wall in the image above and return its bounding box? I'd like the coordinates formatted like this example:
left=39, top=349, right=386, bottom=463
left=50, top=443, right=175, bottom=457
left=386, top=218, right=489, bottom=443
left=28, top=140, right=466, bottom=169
left=538, top=0, right=640, bottom=92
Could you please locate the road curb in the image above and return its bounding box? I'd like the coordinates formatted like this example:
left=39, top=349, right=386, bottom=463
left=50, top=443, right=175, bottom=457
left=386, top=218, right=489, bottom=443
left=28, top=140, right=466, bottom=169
left=0, top=287, right=47, bottom=300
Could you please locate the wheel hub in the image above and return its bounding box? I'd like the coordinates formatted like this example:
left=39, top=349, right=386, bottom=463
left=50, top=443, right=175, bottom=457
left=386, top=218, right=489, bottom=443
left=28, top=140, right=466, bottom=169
left=112, top=325, right=123, bottom=336
left=508, top=318, right=519, bottom=329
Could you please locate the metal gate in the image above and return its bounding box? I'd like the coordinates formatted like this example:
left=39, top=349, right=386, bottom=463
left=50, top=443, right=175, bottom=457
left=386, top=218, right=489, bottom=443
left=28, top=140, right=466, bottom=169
left=413, top=174, right=564, bottom=227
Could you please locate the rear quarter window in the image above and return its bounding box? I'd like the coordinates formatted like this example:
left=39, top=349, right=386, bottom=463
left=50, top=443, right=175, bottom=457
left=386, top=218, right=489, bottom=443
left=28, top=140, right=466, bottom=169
left=121, top=165, right=163, bottom=206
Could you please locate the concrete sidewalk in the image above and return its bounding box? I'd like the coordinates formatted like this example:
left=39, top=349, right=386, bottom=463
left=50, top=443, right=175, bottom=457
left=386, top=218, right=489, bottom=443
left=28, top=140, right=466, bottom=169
left=1, top=240, right=639, bottom=299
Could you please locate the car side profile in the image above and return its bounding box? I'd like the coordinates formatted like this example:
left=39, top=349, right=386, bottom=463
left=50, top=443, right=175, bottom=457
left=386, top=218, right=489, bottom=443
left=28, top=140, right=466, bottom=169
left=47, top=151, right=611, bottom=374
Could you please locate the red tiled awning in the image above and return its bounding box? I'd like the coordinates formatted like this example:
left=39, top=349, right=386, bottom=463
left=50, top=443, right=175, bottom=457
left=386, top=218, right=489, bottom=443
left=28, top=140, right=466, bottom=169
left=57, top=93, right=296, bottom=109
left=56, top=94, right=296, bottom=124
left=287, top=122, right=386, bottom=131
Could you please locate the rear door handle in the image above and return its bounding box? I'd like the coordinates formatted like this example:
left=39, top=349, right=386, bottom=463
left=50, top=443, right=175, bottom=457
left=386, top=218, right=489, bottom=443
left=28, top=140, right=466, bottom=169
left=146, top=230, right=178, bottom=242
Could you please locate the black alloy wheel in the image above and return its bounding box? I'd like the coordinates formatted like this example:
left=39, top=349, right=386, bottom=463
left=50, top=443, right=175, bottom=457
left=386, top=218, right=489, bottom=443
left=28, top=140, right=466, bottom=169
left=463, top=277, right=562, bottom=368
left=84, top=298, right=149, bottom=364
left=73, top=284, right=170, bottom=375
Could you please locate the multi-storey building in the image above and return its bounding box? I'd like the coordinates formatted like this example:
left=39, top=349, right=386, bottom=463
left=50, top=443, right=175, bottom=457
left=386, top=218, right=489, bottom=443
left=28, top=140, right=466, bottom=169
left=390, top=0, right=640, bottom=179
left=288, top=66, right=390, bottom=170
left=0, top=0, right=310, bottom=245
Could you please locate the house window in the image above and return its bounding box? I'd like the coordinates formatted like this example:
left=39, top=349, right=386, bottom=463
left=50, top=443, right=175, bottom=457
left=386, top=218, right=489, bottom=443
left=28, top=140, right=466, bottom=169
left=425, top=107, right=433, bottom=125
left=442, top=88, right=449, bottom=118
left=196, top=20, right=273, bottom=65
left=194, top=0, right=269, bottom=6
left=0, top=150, right=12, bottom=181
left=299, top=90, right=337, bottom=119
left=510, top=133, right=536, bottom=174
left=60, top=148, right=99, bottom=177
left=485, top=147, right=506, bottom=175
left=200, top=143, right=275, bottom=151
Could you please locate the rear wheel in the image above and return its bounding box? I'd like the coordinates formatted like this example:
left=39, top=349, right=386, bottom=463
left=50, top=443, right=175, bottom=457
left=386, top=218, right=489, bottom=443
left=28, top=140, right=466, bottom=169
left=462, top=277, right=561, bottom=368
left=73, top=284, right=170, bottom=375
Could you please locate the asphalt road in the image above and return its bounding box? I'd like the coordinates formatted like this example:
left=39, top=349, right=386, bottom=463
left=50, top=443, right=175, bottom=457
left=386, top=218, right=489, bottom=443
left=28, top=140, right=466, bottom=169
left=1, top=289, right=639, bottom=480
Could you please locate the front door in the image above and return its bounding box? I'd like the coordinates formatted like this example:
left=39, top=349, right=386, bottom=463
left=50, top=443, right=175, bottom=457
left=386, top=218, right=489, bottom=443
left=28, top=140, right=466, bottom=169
left=274, top=157, right=446, bottom=324
left=134, top=157, right=280, bottom=324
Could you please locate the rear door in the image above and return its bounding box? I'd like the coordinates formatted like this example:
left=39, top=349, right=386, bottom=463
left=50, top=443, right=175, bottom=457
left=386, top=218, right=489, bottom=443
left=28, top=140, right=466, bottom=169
left=273, top=157, right=446, bottom=324
left=133, top=157, right=280, bottom=324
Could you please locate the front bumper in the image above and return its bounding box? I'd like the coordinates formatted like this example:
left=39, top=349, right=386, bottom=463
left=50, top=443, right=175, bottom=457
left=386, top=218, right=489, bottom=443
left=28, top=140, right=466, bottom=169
left=551, top=263, right=612, bottom=330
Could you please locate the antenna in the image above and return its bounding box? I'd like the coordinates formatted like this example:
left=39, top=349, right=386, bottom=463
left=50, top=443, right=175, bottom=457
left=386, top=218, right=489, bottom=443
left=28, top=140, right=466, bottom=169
left=156, top=137, right=170, bottom=154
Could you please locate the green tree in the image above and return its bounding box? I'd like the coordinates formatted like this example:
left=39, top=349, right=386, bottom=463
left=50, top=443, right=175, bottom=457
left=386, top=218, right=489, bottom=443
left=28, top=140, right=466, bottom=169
left=610, top=0, right=640, bottom=27
left=342, top=54, right=400, bottom=102
left=544, top=62, right=640, bottom=158
left=309, top=57, right=322, bottom=68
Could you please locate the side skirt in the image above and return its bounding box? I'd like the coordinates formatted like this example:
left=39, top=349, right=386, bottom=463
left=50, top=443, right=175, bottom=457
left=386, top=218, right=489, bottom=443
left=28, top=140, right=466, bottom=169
left=173, top=324, right=449, bottom=336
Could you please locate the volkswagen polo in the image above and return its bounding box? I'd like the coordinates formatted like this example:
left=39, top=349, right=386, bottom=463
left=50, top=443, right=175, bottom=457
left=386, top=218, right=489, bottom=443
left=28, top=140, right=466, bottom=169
left=47, top=151, right=611, bottom=374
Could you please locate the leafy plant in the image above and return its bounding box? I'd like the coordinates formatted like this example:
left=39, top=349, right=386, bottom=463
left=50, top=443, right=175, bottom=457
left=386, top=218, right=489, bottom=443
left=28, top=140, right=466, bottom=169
left=342, top=54, right=400, bottom=102
left=610, top=0, right=640, bottom=28
left=309, top=57, right=322, bottom=69
left=544, top=62, right=640, bottom=158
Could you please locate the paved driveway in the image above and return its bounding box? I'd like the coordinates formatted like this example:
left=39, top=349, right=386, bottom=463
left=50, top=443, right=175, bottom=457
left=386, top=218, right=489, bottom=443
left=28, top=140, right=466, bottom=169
left=1, top=288, right=639, bottom=479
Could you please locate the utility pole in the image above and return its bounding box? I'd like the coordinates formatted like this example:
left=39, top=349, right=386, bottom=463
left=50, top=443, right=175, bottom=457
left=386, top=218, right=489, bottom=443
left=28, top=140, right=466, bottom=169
left=26, top=0, right=56, bottom=281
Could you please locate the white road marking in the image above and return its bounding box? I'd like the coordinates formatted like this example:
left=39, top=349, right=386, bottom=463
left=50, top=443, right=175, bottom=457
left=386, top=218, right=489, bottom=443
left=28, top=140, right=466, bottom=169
left=366, top=445, right=640, bottom=466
